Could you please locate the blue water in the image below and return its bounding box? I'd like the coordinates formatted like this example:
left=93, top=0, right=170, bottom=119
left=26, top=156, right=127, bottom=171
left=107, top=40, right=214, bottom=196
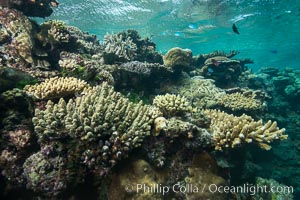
left=43, top=0, right=300, bottom=71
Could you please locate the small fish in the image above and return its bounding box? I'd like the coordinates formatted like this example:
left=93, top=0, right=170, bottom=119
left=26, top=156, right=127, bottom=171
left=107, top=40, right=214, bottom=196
left=232, top=23, right=240, bottom=34
left=211, top=59, right=221, bottom=67
left=207, top=67, right=214, bottom=73
left=270, top=49, right=278, bottom=54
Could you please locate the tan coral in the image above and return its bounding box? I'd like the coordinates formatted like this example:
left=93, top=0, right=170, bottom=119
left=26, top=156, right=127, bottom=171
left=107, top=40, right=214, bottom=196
left=58, top=59, right=77, bottom=71
left=24, top=77, right=90, bottom=100
left=153, top=94, right=192, bottom=117
left=32, top=82, right=162, bottom=147
left=177, top=77, right=226, bottom=108
left=217, top=92, right=265, bottom=111
left=163, top=47, right=192, bottom=70
left=203, top=109, right=288, bottom=151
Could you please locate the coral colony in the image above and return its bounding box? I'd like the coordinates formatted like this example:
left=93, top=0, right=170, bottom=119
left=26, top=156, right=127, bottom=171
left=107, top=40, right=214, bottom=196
left=0, top=2, right=296, bottom=200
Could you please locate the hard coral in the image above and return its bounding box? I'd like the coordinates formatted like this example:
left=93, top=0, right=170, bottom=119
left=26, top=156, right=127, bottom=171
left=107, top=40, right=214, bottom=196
left=32, top=82, right=161, bottom=171
left=153, top=93, right=192, bottom=118
left=102, top=33, right=137, bottom=63
left=24, top=76, right=90, bottom=100
left=163, top=47, right=192, bottom=71
left=217, top=92, right=265, bottom=112
left=203, top=109, right=287, bottom=151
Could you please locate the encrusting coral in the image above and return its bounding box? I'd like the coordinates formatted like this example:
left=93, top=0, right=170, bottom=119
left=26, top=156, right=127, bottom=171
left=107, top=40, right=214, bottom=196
left=153, top=93, right=193, bottom=117
left=24, top=77, right=90, bottom=100
left=203, top=109, right=288, bottom=151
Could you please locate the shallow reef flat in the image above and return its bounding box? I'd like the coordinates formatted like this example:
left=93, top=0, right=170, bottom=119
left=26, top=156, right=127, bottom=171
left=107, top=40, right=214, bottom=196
left=0, top=3, right=298, bottom=200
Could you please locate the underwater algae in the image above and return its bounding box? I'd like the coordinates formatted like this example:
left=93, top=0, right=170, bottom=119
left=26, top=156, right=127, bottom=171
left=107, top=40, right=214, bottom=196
left=0, top=2, right=299, bottom=200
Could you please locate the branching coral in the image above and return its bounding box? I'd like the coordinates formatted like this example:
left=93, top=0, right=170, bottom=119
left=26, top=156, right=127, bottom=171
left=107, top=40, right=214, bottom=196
left=153, top=94, right=192, bottom=117
left=24, top=77, right=90, bottom=100
left=103, top=33, right=137, bottom=62
left=37, top=20, right=70, bottom=50
left=217, top=92, right=265, bottom=112
left=120, top=61, right=168, bottom=75
left=203, top=109, right=288, bottom=151
left=32, top=83, right=161, bottom=172
left=166, top=76, right=225, bottom=109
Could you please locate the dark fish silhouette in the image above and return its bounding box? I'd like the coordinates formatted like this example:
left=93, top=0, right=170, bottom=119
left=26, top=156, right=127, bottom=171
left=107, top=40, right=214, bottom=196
left=232, top=23, right=240, bottom=34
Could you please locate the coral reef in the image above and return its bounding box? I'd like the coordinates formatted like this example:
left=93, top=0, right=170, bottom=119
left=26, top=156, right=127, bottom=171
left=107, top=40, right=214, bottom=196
left=200, top=56, right=244, bottom=87
left=1, top=1, right=58, bottom=18
left=24, top=77, right=90, bottom=100
left=216, top=92, right=265, bottom=112
left=0, top=7, right=34, bottom=64
left=102, top=33, right=137, bottom=63
left=161, top=76, right=225, bottom=109
left=203, top=109, right=288, bottom=151
left=109, top=159, right=168, bottom=200
left=117, top=30, right=163, bottom=63
left=153, top=94, right=192, bottom=117
left=0, top=5, right=294, bottom=198
left=120, top=61, right=169, bottom=76
left=32, top=83, right=161, bottom=173
left=184, top=152, right=229, bottom=200
left=253, top=177, right=294, bottom=200
left=163, top=47, right=193, bottom=71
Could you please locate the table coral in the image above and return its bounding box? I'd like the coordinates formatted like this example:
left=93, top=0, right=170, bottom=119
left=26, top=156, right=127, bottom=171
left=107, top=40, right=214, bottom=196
left=24, top=77, right=90, bottom=100
left=203, top=109, right=288, bottom=151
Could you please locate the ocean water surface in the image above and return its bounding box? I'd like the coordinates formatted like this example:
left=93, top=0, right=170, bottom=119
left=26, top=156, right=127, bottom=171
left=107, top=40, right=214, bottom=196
left=48, top=0, right=300, bottom=70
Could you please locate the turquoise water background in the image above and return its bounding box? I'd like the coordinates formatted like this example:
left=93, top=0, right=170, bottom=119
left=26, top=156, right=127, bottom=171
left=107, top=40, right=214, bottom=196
left=45, top=0, right=300, bottom=71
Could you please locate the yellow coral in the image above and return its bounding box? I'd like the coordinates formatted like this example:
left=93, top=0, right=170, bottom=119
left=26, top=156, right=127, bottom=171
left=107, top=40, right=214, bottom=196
left=153, top=93, right=192, bottom=117
left=24, top=77, right=90, bottom=100
left=203, top=109, right=288, bottom=151
left=217, top=92, right=264, bottom=111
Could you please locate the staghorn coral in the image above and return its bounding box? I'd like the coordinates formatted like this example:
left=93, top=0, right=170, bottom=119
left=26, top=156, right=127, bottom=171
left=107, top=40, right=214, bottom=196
left=203, top=109, right=288, bottom=151
left=102, top=33, right=137, bottom=62
left=153, top=93, right=192, bottom=118
left=24, top=77, right=90, bottom=100
left=163, top=47, right=192, bottom=71
left=217, top=92, right=265, bottom=112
